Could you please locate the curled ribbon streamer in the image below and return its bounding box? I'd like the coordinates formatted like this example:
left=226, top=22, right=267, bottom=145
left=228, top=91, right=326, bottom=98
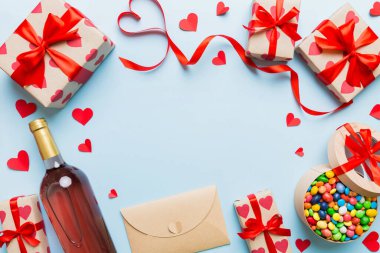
left=244, top=0, right=301, bottom=60
left=0, top=197, right=45, bottom=253
left=11, top=7, right=85, bottom=88
left=238, top=194, right=291, bottom=253
left=332, top=123, right=380, bottom=186
left=315, top=19, right=380, bottom=88
left=118, top=0, right=352, bottom=116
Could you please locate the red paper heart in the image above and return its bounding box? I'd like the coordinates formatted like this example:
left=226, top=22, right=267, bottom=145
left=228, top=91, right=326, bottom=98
left=50, top=90, right=63, bottom=103
left=341, top=81, right=355, bottom=94
left=308, top=42, right=322, bottom=55
left=236, top=204, right=250, bottom=219
left=32, top=3, right=42, bottom=13
left=275, top=239, right=289, bottom=253
left=370, top=104, right=380, bottom=120
left=259, top=196, right=273, bottom=210
left=78, top=139, right=92, bottom=153
left=18, top=205, right=32, bottom=220
left=7, top=150, right=29, bottom=172
left=0, top=44, right=6, bottom=54
left=346, top=11, right=359, bottom=24
left=72, top=108, right=93, bottom=126
left=286, top=113, right=301, bottom=127
left=62, top=93, right=72, bottom=105
left=15, top=99, right=37, bottom=118
left=67, top=38, right=82, bottom=47
left=0, top=211, right=6, bottom=223
left=295, top=147, right=304, bottom=157
left=108, top=189, right=118, bottom=199
left=252, top=248, right=265, bottom=253
left=212, top=51, right=226, bottom=65
left=217, top=1, right=230, bottom=16
left=179, top=13, right=198, bottom=32
left=363, top=231, right=380, bottom=252
left=295, top=239, right=311, bottom=253
left=370, top=2, right=380, bottom=16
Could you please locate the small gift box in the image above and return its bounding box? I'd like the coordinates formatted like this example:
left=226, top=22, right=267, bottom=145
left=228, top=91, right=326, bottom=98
left=0, top=0, right=115, bottom=108
left=0, top=195, right=49, bottom=253
left=297, top=4, right=380, bottom=103
left=245, top=0, right=301, bottom=61
left=234, top=190, right=292, bottom=253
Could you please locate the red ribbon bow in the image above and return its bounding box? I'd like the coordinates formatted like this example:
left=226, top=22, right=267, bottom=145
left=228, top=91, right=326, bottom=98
left=333, top=123, right=380, bottom=186
left=0, top=197, right=45, bottom=253
left=238, top=194, right=291, bottom=253
left=315, top=19, right=380, bottom=89
left=244, top=0, right=301, bottom=60
left=11, top=7, right=85, bottom=88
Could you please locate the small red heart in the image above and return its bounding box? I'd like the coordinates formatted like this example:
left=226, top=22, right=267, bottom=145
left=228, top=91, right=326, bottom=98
left=78, top=139, right=92, bottom=153
left=252, top=248, right=265, bottom=253
left=12, top=61, right=20, bottom=70
left=216, top=1, right=230, bottom=16
left=212, top=51, right=226, bottom=65
left=32, top=2, right=42, bottom=13
left=108, top=189, right=118, bottom=199
left=95, top=55, right=105, bottom=66
left=270, top=5, right=285, bottom=18
left=325, top=61, right=334, bottom=69
left=295, top=239, right=311, bottom=253
left=67, top=38, right=82, bottom=47
left=50, top=90, right=63, bottom=103
left=363, top=231, right=380, bottom=252
left=259, top=196, right=273, bottom=210
left=72, top=108, right=93, bottom=126
left=275, top=239, right=289, bottom=253
left=370, top=104, right=380, bottom=120
left=286, top=113, right=301, bottom=127
left=252, top=2, right=259, bottom=15
left=18, top=205, right=32, bottom=220
left=0, top=211, right=6, bottom=223
left=370, top=2, right=380, bottom=16
left=340, top=81, right=355, bottom=94
left=84, top=19, right=96, bottom=27
left=86, top=49, right=98, bottom=62
left=7, top=150, right=29, bottom=172
left=49, top=59, right=58, bottom=68
left=265, top=29, right=281, bottom=42
left=308, top=42, right=322, bottom=55
left=62, top=93, right=72, bottom=105
left=179, top=13, right=198, bottom=32
left=0, top=43, right=7, bottom=54
left=15, top=99, right=37, bottom=118
left=295, top=147, right=304, bottom=157
left=346, top=10, right=359, bottom=24
left=236, top=204, right=250, bottom=219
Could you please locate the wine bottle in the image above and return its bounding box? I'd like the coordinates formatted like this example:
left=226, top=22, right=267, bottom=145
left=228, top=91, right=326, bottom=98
left=29, top=118, right=117, bottom=253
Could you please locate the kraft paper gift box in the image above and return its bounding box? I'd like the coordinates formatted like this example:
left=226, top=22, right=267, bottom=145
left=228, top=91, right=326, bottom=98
left=0, top=0, right=115, bottom=108
left=120, top=186, right=230, bottom=253
left=297, top=4, right=380, bottom=103
left=234, top=190, right=292, bottom=253
left=246, top=0, right=301, bottom=61
left=0, top=195, right=49, bottom=253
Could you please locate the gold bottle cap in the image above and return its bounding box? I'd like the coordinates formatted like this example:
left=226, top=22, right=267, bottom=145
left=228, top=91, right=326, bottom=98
left=29, top=118, right=48, bottom=133
left=29, top=118, right=60, bottom=160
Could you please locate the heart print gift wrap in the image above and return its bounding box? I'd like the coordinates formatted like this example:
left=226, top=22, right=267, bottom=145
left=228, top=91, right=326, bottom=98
left=235, top=190, right=292, bottom=253
left=0, top=195, right=49, bottom=253
left=245, top=0, right=302, bottom=61
left=0, top=0, right=115, bottom=108
left=296, top=4, right=380, bottom=103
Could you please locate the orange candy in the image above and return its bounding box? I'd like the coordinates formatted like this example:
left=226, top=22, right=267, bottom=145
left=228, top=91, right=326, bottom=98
left=355, top=225, right=363, bottom=236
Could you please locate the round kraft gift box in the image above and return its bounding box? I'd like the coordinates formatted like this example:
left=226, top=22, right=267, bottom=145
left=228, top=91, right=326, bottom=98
left=328, top=122, right=380, bottom=197
left=295, top=164, right=378, bottom=243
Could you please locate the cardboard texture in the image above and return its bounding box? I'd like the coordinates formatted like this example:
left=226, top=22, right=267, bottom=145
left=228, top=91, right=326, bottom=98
left=297, top=4, right=380, bottom=103
left=234, top=190, right=292, bottom=252
left=0, top=0, right=115, bottom=108
left=328, top=122, right=380, bottom=197
left=120, top=186, right=230, bottom=253
left=0, top=195, right=49, bottom=253
left=246, top=0, right=300, bottom=61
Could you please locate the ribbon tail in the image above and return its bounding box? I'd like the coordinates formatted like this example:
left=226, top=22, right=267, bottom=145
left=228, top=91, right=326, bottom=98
left=264, top=231, right=277, bottom=253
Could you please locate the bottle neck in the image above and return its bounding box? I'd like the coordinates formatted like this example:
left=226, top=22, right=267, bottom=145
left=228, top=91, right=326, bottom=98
left=44, top=154, right=65, bottom=170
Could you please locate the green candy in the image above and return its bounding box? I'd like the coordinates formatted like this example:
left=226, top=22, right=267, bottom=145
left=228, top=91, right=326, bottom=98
left=363, top=201, right=371, bottom=209
left=309, top=209, right=314, bottom=216
left=361, top=216, right=370, bottom=225
left=336, top=222, right=344, bottom=228
left=315, top=229, right=322, bottom=236
left=340, top=234, right=346, bottom=242
left=312, top=181, right=317, bottom=186
left=356, top=210, right=365, bottom=218
left=332, top=228, right=339, bottom=234
left=355, top=203, right=363, bottom=210
left=333, top=232, right=342, bottom=241
left=317, top=175, right=329, bottom=183
left=327, top=208, right=335, bottom=216
left=363, top=225, right=370, bottom=231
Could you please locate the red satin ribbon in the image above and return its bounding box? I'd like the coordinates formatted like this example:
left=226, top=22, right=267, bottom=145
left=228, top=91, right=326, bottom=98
left=0, top=197, right=45, bottom=253
left=118, top=0, right=352, bottom=116
left=244, top=0, right=301, bottom=60
left=332, top=123, right=380, bottom=186
left=238, top=194, right=291, bottom=253
left=315, top=19, right=380, bottom=88
left=11, top=7, right=85, bottom=88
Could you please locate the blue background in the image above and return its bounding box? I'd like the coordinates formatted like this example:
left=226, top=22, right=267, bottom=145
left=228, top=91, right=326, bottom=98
left=1, top=0, right=380, bottom=252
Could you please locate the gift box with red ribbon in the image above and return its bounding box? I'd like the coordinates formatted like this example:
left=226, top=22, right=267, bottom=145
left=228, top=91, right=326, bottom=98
left=245, top=0, right=301, bottom=61
left=297, top=4, right=380, bottom=103
left=0, top=195, right=49, bottom=253
left=234, top=190, right=292, bottom=253
left=0, top=0, right=115, bottom=108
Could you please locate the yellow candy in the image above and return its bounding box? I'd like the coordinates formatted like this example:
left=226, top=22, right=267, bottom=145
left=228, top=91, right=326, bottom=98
left=351, top=210, right=357, bottom=217
left=304, top=210, right=309, bottom=217
left=310, top=186, right=319, bottom=195
left=366, top=209, right=378, bottom=217
left=332, top=213, right=341, bottom=221
left=328, top=222, right=335, bottom=230
left=370, top=217, right=375, bottom=222
left=333, top=205, right=339, bottom=211
left=326, top=170, right=335, bottom=178
left=344, top=221, right=352, bottom=227
left=317, top=221, right=328, bottom=229
left=330, top=189, right=337, bottom=194
left=313, top=213, right=321, bottom=221
left=312, top=204, right=321, bottom=212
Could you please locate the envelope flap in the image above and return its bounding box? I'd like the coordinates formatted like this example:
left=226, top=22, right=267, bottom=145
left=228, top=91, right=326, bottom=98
left=121, top=186, right=217, bottom=238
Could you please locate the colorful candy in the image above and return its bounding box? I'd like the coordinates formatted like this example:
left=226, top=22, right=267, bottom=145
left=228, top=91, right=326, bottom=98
left=303, top=170, right=378, bottom=242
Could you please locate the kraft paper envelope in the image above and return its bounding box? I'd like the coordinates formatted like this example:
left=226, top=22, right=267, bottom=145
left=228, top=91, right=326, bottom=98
left=120, top=186, right=230, bottom=253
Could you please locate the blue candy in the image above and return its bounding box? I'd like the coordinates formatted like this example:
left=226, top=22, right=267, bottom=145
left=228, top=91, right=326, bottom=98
left=318, top=210, right=327, bottom=219
left=320, top=202, right=328, bottom=211
left=337, top=199, right=346, bottom=207
left=347, top=203, right=354, bottom=211
left=344, top=187, right=350, bottom=195
left=333, top=193, right=341, bottom=201
left=336, top=182, right=345, bottom=193
left=371, top=202, right=377, bottom=209
left=311, top=194, right=322, bottom=205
